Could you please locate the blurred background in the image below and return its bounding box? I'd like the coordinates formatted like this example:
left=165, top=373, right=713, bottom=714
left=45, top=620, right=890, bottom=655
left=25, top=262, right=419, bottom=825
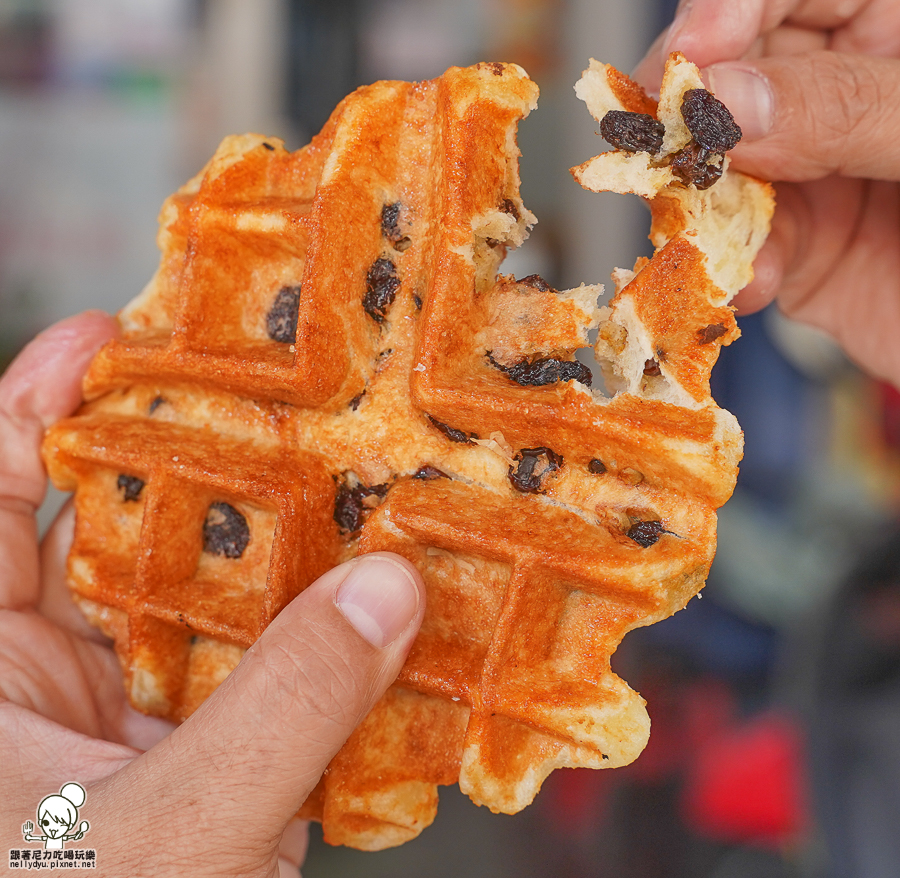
left=6, top=0, right=900, bottom=876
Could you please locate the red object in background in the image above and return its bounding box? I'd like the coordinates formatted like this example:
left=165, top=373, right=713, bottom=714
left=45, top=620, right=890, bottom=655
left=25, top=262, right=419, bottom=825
left=681, top=712, right=809, bottom=847
left=632, top=676, right=736, bottom=783
left=878, top=380, right=900, bottom=449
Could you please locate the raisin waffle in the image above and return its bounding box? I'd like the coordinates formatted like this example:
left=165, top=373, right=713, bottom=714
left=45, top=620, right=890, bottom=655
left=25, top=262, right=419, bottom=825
left=42, top=56, right=773, bottom=850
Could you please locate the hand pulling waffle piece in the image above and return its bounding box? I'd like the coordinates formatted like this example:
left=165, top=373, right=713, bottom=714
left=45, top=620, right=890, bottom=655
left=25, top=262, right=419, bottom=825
left=43, top=55, right=773, bottom=850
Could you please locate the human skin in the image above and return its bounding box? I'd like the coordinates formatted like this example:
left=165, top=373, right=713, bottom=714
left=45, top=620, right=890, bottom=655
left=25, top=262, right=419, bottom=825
left=0, top=311, right=426, bottom=876
left=633, top=0, right=900, bottom=388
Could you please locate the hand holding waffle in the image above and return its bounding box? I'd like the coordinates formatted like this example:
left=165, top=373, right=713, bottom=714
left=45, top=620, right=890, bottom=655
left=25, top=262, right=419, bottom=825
left=635, top=0, right=900, bottom=387
left=0, top=317, right=424, bottom=874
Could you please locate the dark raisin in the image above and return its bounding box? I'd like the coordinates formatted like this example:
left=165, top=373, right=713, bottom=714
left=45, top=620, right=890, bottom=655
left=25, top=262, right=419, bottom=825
left=349, top=390, right=366, bottom=411
left=266, top=285, right=302, bottom=343
left=380, top=202, right=411, bottom=251
left=518, top=274, right=553, bottom=292
left=413, top=465, right=449, bottom=480
left=413, top=294, right=423, bottom=310
left=599, top=110, right=665, bottom=154
left=588, top=459, right=607, bottom=475
left=149, top=396, right=165, bottom=414
left=427, top=414, right=477, bottom=444
left=627, top=520, right=668, bottom=548
left=190, top=635, right=200, bottom=645
left=509, top=447, right=563, bottom=494
left=333, top=483, right=364, bottom=533
left=670, top=141, right=723, bottom=190
left=117, top=474, right=145, bottom=502
left=488, top=353, right=593, bottom=388
left=697, top=323, right=727, bottom=345
left=499, top=198, right=520, bottom=221
left=364, top=257, right=400, bottom=323
left=381, top=202, right=401, bottom=239
left=203, top=502, right=250, bottom=558
left=681, top=88, right=742, bottom=154
left=262, top=142, right=275, bottom=151
left=643, top=359, right=662, bottom=377
left=520, top=359, right=592, bottom=387
left=333, top=475, right=389, bottom=534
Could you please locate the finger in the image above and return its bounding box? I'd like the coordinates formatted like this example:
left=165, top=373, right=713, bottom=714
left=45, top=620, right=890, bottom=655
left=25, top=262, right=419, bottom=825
left=633, top=17, right=822, bottom=103
left=35, top=500, right=176, bottom=748
left=0, top=311, right=118, bottom=610
left=788, top=0, right=876, bottom=30
left=98, top=552, right=425, bottom=866
left=637, top=0, right=898, bottom=93
left=774, top=178, right=900, bottom=384
left=278, top=819, right=309, bottom=876
left=110, top=695, right=177, bottom=751
left=706, top=51, right=900, bottom=182
left=633, top=0, right=790, bottom=96
left=660, top=0, right=889, bottom=69
left=829, top=0, right=900, bottom=57
left=658, top=0, right=794, bottom=72
left=760, top=23, right=828, bottom=57
left=632, top=29, right=668, bottom=95
left=736, top=174, right=900, bottom=384
left=66, top=633, right=178, bottom=748
left=0, top=700, right=136, bottom=793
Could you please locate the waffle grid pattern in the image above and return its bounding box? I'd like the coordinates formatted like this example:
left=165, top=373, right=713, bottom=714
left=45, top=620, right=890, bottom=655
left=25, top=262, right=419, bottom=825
left=44, top=60, right=771, bottom=849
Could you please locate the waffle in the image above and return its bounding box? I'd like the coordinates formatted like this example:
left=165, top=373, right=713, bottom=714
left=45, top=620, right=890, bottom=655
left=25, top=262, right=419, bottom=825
left=42, top=57, right=773, bottom=850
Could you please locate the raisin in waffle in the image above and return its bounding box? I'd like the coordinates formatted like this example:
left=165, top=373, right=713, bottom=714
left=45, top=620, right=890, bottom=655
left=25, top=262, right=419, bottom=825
left=43, top=56, right=773, bottom=851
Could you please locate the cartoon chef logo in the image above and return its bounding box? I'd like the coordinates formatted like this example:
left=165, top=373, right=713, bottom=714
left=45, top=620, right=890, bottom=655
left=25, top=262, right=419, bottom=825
left=22, top=783, right=90, bottom=851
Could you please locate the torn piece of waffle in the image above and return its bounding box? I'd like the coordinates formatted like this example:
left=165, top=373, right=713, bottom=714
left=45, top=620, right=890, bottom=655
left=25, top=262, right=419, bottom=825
left=42, top=56, right=773, bottom=851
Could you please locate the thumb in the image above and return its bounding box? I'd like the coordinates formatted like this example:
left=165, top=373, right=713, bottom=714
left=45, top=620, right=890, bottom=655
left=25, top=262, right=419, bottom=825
left=94, top=552, right=423, bottom=866
left=705, top=51, right=900, bottom=182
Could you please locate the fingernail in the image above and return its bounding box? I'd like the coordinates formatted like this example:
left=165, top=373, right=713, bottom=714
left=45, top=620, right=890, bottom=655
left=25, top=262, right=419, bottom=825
left=661, top=0, right=694, bottom=60
left=706, top=63, right=774, bottom=141
left=335, top=556, right=420, bottom=649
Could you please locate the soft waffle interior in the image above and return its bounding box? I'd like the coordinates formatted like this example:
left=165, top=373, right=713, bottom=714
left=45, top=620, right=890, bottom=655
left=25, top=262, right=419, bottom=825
left=43, top=59, right=773, bottom=850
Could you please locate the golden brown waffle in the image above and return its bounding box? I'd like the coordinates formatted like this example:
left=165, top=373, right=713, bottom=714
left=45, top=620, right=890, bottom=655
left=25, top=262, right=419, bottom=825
left=43, top=57, right=773, bottom=850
